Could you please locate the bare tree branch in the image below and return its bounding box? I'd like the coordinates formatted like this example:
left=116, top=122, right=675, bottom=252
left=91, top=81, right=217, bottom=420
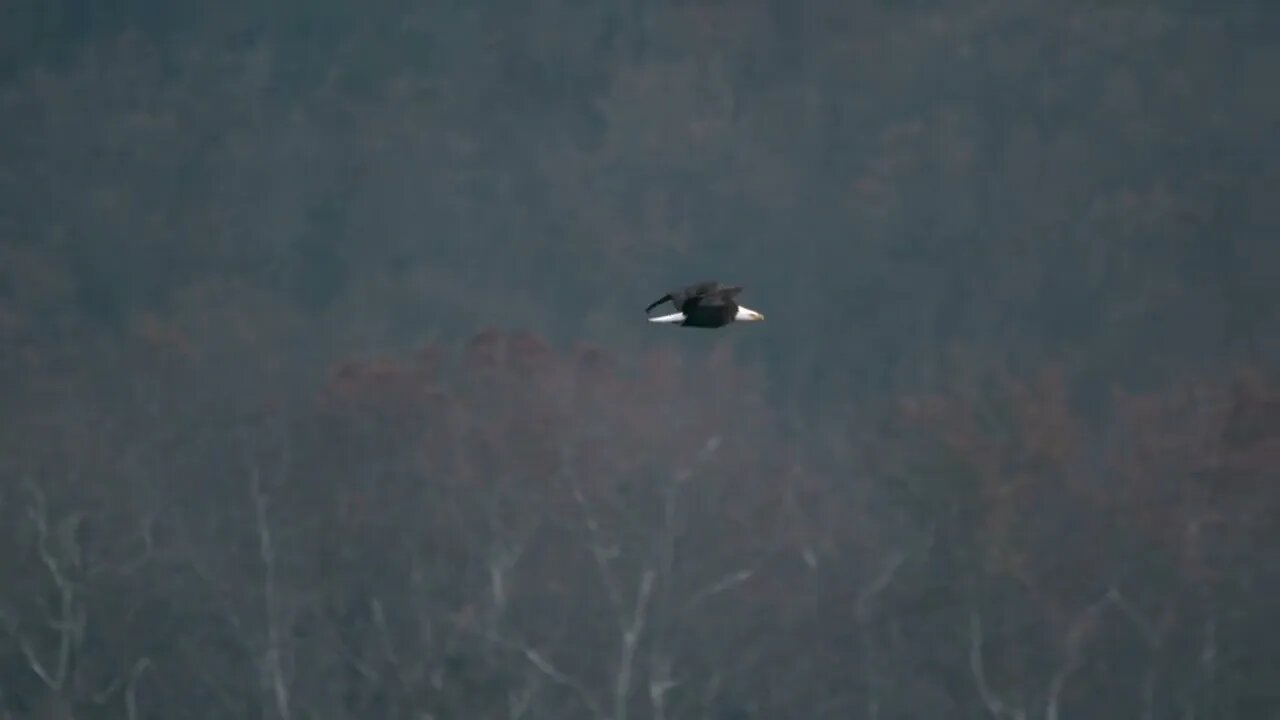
left=370, top=597, right=400, bottom=670
left=246, top=441, right=292, bottom=720
left=855, top=549, right=907, bottom=720
left=612, top=568, right=655, bottom=720
left=647, top=651, right=677, bottom=720
left=570, top=482, right=623, bottom=617
left=124, top=658, right=150, bottom=720
left=969, top=610, right=1025, bottom=720
left=1045, top=593, right=1110, bottom=720
left=1106, top=586, right=1159, bottom=647
left=478, top=628, right=606, bottom=719
left=856, top=550, right=907, bottom=622
left=484, top=507, right=539, bottom=635
left=679, top=569, right=755, bottom=617
left=88, top=657, right=151, bottom=720
left=0, top=481, right=87, bottom=696
left=507, top=668, right=541, bottom=720
left=0, top=605, right=60, bottom=691
left=971, top=588, right=1112, bottom=720
left=1107, top=586, right=1173, bottom=720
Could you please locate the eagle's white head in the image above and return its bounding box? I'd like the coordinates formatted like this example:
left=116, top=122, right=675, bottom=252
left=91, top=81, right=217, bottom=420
left=734, top=306, right=765, bottom=322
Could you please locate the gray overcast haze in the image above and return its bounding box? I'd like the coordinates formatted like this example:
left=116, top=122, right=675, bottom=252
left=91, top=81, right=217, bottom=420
left=1, top=1, right=1278, bottom=718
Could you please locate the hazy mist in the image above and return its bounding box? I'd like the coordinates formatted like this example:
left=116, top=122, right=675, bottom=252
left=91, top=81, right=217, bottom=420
left=1, top=1, right=1277, bottom=718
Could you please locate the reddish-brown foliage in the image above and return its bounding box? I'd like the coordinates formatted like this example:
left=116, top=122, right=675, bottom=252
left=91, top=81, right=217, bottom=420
left=894, top=361, right=1280, bottom=648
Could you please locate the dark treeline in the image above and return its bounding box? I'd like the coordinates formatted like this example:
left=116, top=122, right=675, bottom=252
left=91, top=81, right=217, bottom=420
left=1, top=0, right=1278, bottom=718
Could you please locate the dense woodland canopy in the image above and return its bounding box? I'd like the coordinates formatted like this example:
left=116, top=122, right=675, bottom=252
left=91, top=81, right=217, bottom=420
left=1, top=0, right=1278, bottom=718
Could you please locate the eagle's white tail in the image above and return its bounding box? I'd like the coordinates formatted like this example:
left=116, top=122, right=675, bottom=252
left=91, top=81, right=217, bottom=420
left=648, top=312, right=685, bottom=324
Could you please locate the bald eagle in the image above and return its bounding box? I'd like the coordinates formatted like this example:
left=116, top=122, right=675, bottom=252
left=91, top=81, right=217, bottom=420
left=645, top=281, right=765, bottom=329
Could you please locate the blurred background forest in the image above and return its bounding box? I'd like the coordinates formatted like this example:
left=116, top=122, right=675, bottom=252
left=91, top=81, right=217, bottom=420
left=1, top=0, right=1278, bottom=718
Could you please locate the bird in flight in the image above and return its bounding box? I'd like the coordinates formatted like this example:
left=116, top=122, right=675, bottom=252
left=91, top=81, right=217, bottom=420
left=645, top=281, right=765, bottom=329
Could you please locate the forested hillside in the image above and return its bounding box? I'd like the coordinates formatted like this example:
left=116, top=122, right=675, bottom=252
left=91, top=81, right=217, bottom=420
left=1, top=0, right=1277, bottom=718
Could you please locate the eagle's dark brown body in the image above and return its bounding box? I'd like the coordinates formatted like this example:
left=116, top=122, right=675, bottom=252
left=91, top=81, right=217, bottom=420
left=644, top=282, right=764, bottom=328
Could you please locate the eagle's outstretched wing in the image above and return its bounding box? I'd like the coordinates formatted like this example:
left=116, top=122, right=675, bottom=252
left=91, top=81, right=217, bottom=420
left=645, top=282, right=742, bottom=314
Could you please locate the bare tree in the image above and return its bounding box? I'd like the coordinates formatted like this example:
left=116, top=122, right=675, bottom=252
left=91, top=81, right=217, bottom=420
left=0, top=481, right=87, bottom=711
left=243, top=429, right=295, bottom=720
